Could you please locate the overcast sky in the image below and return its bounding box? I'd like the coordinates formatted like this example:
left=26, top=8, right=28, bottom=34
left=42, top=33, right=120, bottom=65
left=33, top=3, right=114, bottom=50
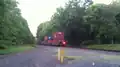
left=17, top=0, right=113, bottom=36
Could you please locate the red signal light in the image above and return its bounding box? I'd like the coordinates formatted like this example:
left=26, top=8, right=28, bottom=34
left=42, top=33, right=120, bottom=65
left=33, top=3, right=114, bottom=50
left=63, top=42, right=66, bottom=45
left=62, top=41, right=67, bottom=47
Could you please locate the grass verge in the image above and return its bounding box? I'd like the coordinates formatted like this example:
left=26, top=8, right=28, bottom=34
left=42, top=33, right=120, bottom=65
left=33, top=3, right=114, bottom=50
left=103, top=55, right=120, bottom=60
left=86, top=44, right=120, bottom=51
left=0, top=45, right=34, bottom=55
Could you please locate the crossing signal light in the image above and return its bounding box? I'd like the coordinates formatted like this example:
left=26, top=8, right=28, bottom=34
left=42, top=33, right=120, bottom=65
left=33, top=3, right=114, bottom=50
left=63, top=42, right=66, bottom=45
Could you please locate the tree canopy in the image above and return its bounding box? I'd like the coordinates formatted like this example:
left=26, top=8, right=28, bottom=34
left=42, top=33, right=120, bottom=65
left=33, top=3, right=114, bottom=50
left=0, top=0, right=34, bottom=48
left=37, top=0, right=120, bottom=46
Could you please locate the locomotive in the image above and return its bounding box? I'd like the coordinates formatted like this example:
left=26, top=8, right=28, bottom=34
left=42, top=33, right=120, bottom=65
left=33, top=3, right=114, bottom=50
left=42, top=32, right=67, bottom=46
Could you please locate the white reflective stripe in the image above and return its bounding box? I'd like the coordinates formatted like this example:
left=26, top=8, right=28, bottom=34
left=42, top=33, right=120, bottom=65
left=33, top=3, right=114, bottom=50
left=58, top=48, right=61, bottom=60
left=92, top=62, right=95, bottom=66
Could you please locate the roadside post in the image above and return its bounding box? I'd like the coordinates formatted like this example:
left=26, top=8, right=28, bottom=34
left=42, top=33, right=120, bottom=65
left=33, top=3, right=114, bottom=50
left=57, top=48, right=61, bottom=61
left=57, top=43, right=65, bottom=63
left=60, top=47, right=64, bottom=63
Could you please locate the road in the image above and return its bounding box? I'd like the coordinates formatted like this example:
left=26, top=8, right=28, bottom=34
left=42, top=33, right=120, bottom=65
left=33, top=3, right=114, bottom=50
left=0, top=45, right=120, bottom=67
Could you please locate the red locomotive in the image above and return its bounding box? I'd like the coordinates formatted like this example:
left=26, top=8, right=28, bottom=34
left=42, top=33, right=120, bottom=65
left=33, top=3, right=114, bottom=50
left=43, top=32, right=67, bottom=46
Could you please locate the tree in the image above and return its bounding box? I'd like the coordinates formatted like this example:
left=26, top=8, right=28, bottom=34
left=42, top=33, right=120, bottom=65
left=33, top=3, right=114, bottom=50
left=85, top=1, right=120, bottom=44
left=37, top=0, right=120, bottom=46
left=37, top=0, right=93, bottom=46
left=0, top=0, right=34, bottom=49
left=115, top=13, right=120, bottom=24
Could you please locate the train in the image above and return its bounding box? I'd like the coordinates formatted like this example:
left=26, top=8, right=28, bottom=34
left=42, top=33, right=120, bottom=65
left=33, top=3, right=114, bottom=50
left=41, top=32, right=67, bottom=46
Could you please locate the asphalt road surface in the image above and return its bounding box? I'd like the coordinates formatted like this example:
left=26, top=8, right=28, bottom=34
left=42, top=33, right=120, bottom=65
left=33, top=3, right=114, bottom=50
left=0, top=45, right=120, bottom=67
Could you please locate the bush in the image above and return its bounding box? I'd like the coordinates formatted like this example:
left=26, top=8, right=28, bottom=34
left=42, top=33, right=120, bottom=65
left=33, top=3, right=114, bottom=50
left=81, top=40, right=95, bottom=45
left=0, top=44, right=8, bottom=49
left=0, top=40, right=12, bottom=49
left=87, top=44, right=120, bottom=51
left=31, top=44, right=37, bottom=47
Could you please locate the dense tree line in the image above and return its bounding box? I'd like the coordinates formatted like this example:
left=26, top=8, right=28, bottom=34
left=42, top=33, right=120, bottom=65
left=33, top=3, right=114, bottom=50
left=37, top=0, right=120, bottom=46
left=0, top=0, right=34, bottom=49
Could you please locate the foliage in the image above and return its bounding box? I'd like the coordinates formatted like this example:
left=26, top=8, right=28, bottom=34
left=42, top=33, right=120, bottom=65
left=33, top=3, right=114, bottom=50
left=87, top=44, right=120, bottom=51
left=81, top=40, right=95, bottom=45
left=0, top=46, right=34, bottom=55
left=0, top=0, right=34, bottom=49
left=37, top=0, right=120, bottom=46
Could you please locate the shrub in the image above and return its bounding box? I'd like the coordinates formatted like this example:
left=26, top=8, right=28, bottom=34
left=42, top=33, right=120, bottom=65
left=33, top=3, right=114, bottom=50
left=0, top=44, right=8, bottom=49
left=0, top=40, right=12, bottom=49
left=81, top=40, right=95, bottom=45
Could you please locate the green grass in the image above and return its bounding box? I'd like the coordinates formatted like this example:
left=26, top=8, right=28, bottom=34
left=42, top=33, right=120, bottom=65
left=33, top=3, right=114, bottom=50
left=87, top=44, right=120, bottom=51
left=0, top=45, right=34, bottom=55
left=103, top=55, right=120, bottom=60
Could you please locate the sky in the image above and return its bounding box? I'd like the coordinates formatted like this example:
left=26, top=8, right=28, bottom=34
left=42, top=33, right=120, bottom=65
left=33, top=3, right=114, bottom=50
left=17, top=0, right=113, bottom=36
